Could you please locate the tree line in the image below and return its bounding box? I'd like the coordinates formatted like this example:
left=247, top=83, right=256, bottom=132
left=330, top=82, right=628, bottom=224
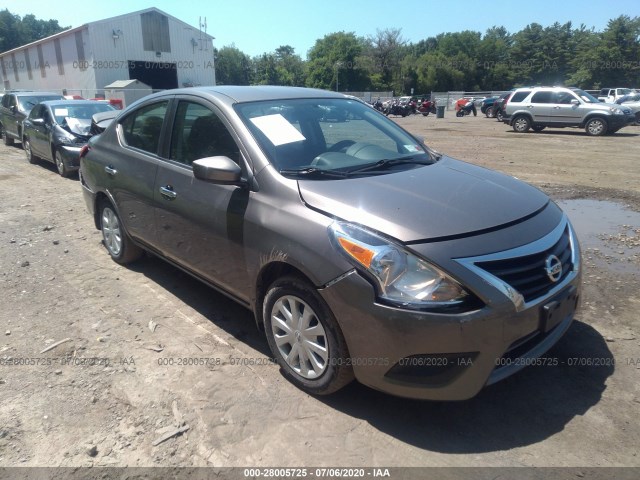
left=0, top=9, right=68, bottom=53
left=1, top=9, right=638, bottom=94
left=217, top=15, right=640, bottom=94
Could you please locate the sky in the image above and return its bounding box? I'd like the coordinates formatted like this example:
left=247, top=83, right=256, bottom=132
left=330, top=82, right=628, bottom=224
left=3, top=0, right=640, bottom=57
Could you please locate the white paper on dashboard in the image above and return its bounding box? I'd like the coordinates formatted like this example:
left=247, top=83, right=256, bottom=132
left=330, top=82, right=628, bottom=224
left=250, top=114, right=306, bottom=146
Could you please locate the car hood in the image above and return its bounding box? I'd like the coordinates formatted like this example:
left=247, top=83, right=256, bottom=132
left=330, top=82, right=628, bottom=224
left=298, top=156, right=550, bottom=242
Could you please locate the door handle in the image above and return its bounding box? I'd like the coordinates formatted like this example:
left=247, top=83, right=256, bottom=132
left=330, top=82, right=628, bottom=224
left=104, top=166, right=117, bottom=175
left=159, top=185, right=177, bottom=199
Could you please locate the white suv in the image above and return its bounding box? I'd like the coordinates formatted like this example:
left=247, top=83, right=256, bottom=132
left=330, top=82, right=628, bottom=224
left=502, top=86, right=635, bottom=136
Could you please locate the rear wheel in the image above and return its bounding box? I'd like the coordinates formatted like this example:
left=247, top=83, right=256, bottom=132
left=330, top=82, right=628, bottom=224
left=99, top=201, right=143, bottom=264
left=23, top=137, right=38, bottom=164
left=2, top=124, right=14, bottom=146
left=496, top=110, right=504, bottom=122
left=512, top=115, right=531, bottom=133
left=635, top=112, right=640, bottom=125
left=263, top=276, right=354, bottom=395
left=585, top=117, right=608, bottom=136
left=486, top=107, right=495, bottom=118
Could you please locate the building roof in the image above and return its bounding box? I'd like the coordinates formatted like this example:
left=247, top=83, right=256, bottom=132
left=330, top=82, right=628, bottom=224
left=0, top=7, right=214, bottom=57
left=104, top=79, right=151, bottom=89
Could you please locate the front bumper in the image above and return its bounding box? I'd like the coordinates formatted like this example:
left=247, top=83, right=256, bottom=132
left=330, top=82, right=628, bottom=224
left=319, top=219, right=582, bottom=401
left=58, top=145, right=83, bottom=170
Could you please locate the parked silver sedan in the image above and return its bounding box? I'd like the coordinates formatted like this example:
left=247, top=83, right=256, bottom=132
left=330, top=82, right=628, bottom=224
left=79, top=86, right=581, bottom=400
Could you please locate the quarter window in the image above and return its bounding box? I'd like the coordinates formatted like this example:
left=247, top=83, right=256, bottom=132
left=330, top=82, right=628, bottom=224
left=510, top=91, right=531, bottom=103
left=119, top=101, right=169, bottom=154
left=530, top=91, right=553, bottom=104
left=169, top=101, right=240, bottom=165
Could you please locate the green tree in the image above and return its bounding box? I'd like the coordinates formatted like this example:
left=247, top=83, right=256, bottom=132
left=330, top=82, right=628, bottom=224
left=214, top=45, right=252, bottom=85
left=0, top=9, right=68, bottom=53
left=305, top=32, right=370, bottom=91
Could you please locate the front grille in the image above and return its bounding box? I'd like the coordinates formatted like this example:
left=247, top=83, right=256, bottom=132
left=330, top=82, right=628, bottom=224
left=476, top=226, right=573, bottom=303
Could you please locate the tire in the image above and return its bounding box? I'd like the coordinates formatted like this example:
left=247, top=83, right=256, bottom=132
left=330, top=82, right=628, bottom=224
left=2, top=124, right=14, bottom=146
left=512, top=115, right=531, bottom=133
left=263, top=276, right=354, bottom=395
left=421, top=112, right=429, bottom=116
left=496, top=110, right=504, bottom=122
left=456, top=111, right=463, bottom=117
left=585, top=117, right=608, bottom=136
left=23, top=137, right=38, bottom=164
left=99, top=201, right=143, bottom=264
left=55, top=149, right=71, bottom=177
left=532, top=125, right=546, bottom=132
left=486, top=107, right=495, bottom=118
left=635, top=112, right=640, bottom=125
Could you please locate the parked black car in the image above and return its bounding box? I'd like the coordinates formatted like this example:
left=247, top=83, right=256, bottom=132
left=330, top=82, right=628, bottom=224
left=0, top=91, right=64, bottom=146
left=489, top=91, right=513, bottom=122
left=481, top=96, right=499, bottom=116
left=22, top=100, right=115, bottom=176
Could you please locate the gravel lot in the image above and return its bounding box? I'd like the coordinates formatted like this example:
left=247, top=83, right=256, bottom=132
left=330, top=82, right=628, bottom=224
left=0, top=113, right=639, bottom=472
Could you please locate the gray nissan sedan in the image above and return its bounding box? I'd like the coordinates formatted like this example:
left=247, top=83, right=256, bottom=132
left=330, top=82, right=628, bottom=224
left=79, top=86, right=581, bottom=400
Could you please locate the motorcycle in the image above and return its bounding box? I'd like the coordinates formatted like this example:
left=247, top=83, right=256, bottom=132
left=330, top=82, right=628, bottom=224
left=455, top=99, right=477, bottom=117
left=373, top=99, right=385, bottom=113
left=384, top=100, right=409, bottom=117
left=417, top=99, right=437, bottom=116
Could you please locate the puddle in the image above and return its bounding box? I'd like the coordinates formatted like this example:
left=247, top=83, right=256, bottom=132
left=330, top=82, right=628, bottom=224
left=557, top=199, right=640, bottom=274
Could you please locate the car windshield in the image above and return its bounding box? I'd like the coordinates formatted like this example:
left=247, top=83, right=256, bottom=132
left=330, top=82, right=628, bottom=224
left=572, top=89, right=600, bottom=103
left=235, top=98, right=433, bottom=179
left=51, top=103, right=115, bottom=124
left=18, top=96, right=62, bottom=111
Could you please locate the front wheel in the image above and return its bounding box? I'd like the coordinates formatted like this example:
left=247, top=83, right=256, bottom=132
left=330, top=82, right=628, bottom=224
left=55, top=150, right=71, bottom=177
left=263, top=276, right=354, bottom=395
left=99, top=201, right=143, bottom=264
left=585, top=117, right=608, bottom=136
left=23, top=137, right=38, bottom=164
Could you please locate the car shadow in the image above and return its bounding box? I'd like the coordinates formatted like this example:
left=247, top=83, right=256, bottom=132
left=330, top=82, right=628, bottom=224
left=29, top=157, right=80, bottom=179
left=318, top=318, right=613, bottom=453
left=127, top=255, right=271, bottom=357
left=128, top=255, right=612, bottom=453
left=505, top=129, right=639, bottom=137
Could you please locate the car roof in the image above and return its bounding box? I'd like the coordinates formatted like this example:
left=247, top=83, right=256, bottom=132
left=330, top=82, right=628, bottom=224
left=137, top=86, right=345, bottom=106
left=13, top=91, right=63, bottom=97
left=39, top=100, right=113, bottom=107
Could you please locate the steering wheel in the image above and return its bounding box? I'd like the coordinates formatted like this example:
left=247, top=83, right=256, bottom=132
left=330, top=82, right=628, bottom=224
left=327, top=140, right=356, bottom=153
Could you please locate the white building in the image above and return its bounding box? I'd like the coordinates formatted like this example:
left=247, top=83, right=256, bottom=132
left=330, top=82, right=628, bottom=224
left=0, top=7, right=215, bottom=101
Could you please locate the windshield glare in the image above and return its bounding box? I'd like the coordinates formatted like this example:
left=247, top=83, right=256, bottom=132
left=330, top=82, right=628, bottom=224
left=18, top=96, right=63, bottom=111
left=51, top=103, right=115, bottom=124
left=235, top=98, right=429, bottom=178
left=573, top=89, right=599, bottom=103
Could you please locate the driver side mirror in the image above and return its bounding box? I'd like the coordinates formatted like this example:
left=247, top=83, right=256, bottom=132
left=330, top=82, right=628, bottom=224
left=192, top=156, right=244, bottom=185
left=571, top=99, right=580, bottom=106
left=31, top=118, right=45, bottom=126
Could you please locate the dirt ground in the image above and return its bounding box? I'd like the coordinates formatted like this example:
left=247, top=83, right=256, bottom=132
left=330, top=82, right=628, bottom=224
left=0, top=112, right=639, bottom=473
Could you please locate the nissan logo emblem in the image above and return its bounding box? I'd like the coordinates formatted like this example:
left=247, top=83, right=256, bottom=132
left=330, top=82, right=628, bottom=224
left=545, top=255, right=563, bottom=282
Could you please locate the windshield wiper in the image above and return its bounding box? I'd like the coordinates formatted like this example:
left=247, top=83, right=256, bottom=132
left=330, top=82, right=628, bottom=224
left=345, top=157, right=433, bottom=175
left=279, top=167, right=349, bottom=179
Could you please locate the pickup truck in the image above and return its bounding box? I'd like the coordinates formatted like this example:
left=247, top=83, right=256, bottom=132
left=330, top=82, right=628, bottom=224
left=597, top=88, right=636, bottom=103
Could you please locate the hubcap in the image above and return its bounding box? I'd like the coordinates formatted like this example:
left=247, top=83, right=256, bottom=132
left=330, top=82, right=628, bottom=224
left=270, top=295, right=328, bottom=379
left=55, top=152, right=65, bottom=174
left=515, top=118, right=528, bottom=131
left=101, top=207, right=122, bottom=256
left=588, top=120, right=604, bottom=135
left=25, top=140, right=31, bottom=159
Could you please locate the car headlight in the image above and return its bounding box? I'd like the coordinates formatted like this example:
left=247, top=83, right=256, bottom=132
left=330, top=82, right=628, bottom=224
left=329, top=222, right=471, bottom=309
left=610, top=107, right=624, bottom=115
left=54, top=132, right=75, bottom=145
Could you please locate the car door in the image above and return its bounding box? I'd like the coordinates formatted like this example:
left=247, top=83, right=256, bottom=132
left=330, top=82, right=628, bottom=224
left=36, top=107, right=55, bottom=160
left=24, top=104, right=45, bottom=156
left=105, top=100, right=171, bottom=247
left=153, top=98, right=251, bottom=301
left=527, top=91, right=553, bottom=123
left=550, top=90, right=582, bottom=125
